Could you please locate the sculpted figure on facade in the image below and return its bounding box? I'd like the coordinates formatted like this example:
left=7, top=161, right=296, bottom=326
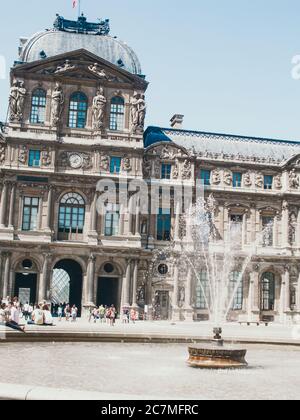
left=274, top=174, right=282, bottom=190
left=172, top=159, right=179, bottom=179
left=92, top=87, right=107, bottom=130
left=244, top=171, right=252, bottom=187
left=223, top=170, right=233, bottom=186
left=42, top=150, right=52, bottom=166
left=18, top=146, right=27, bottom=165
left=182, top=159, right=192, bottom=180
left=131, top=92, right=146, bottom=133
left=255, top=173, right=264, bottom=188
left=100, top=155, right=109, bottom=172
left=55, top=60, right=75, bottom=74
left=289, top=169, right=300, bottom=189
left=211, top=169, right=221, bottom=185
left=88, top=63, right=107, bottom=79
left=143, top=157, right=152, bottom=178
left=9, top=79, right=27, bottom=122
left=154, top=159, right=161, bottom=179
left=51, top=82, right=64, bottom=126
left=122, top=156, right=132, bottom=172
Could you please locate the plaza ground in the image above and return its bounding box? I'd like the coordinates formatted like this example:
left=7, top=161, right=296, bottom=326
left=0, top=342, right=299, bottom=400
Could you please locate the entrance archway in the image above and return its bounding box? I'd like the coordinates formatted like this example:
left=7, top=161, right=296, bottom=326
left=97, top=262, right=122, bottom=312
left=14, top=273, right=37, bottom=305
left=52, top=260, right=83, bottom=316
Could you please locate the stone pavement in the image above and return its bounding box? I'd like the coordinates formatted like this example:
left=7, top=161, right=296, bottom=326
left=1, top=319, right=300, bottom=345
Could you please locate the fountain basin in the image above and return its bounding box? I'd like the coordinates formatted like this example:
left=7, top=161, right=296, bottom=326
left=187, top=345, right=248, bottom=369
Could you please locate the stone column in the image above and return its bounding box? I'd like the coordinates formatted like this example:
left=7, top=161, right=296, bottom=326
left=282, top=201, right=289, bottom=248
left=242, top=212, right=248, bottom=246
left=132, top=259, right=139, bottom=307
left=122, top=259, right=131, bottom=307
left=284, top=267, right=291, bottom=313
left=172, top=263, right=179, bottom=320
left=174, top=201, right=181, bottom=241
left=90, top=192, right=98, bottom=232
left=46, top=186, right=54, bottom=231
left=0, top=181, right=9, bottom=228
left=273, top=215, right=279, bottom=247
left=250, top=207, right=256, bottom=242
left=297, top=272, right=300, bottom=313
left=185, top=266, right=192, bottom=308
left=248, top=266, right=260, bottom=321
left=39, top=253, right=51, bottom=302
left=297, top=209, right=300, bottom=248
left=119, top=204, right=125, bottom=236
left=2, top=252, right=11, bottom=299
left=86, top=255, right=96, bottom=304
left=218, top=203, right=225, bottom=240
left=135, top=201, right=141, bottom=236
left=8, top=182, right=16, bottom=229
left=128, top=196, right=134, bottom=235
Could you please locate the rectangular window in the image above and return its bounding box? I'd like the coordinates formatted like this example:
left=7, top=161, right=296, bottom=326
left=105, top=204, right=120, bottom=237
left=161, top=164, right=172, bottom=180
left=264, top=175, right=273, bottom=190
left=200, top=170, right=211, bottom=186
left=195, top=271, right=210, bottom=309
left=110, top=157, right=122, bottom=174
left=22, top=197, right=39, bottom=231
left=233, top=172, right=242, bottom=188
left=157, top=208, right=171, bottom=241
left=230, top=271, right=243, bottom=310
left=28, top=150, right=41, bottom=167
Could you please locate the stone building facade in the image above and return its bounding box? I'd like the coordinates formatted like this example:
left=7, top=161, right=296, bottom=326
left=0, top=14, right=300, bottom=323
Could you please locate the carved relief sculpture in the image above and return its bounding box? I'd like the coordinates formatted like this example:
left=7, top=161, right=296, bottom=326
left=92, top=87, right=107, bottom=130
left=255, top=173, right=264, bottom=188
left=131, top=92, right=146, bottom=134
left=51, top=82, right=64, bottom=127
left=274, top=174, right=282, bottom=190
left=55, top=60, right=75, bottom=74
left=9, top=79, right=27, bottom=122
left=182, top=159, right=192, bottom=180
left=244, top=171, right=252, bottom=187
left=223, top=170, right=233, bottom=186
left=88, top=63, right=107, bottom=79
left=289, top=169, right=299, bottom=189
left=18, top=146, right=27, bottom=165
left=143, top=157, right=152, bottom=178
left=100, top=155, right=110, bottom=172
left=42, top=150, right=52, bottom=166
left=211, top=169, right=221, bottom=185
left=172, top=159, right=179, bottom=179
left=122, top=156, right=132, bottom=172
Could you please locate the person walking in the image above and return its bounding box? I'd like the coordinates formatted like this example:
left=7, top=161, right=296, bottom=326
left=109, top=305, right=116, bottom=326
left=71, top=305, right=78, bottom=322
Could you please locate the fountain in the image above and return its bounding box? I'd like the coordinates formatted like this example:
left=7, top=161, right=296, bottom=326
left=153, top=194, right=272, bottom=368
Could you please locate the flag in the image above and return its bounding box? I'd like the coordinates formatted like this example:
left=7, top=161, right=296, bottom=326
left=72, top=0, right=77, bottom=8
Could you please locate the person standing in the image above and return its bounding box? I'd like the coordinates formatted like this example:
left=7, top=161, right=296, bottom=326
left=109, top=305, right=116, bottom=327
left=99, top=305, right=105, bottom=323
left=71, top=305, right=78, bottom=322
left=64, top=304, right=71, bottom=321
left=23, top=302, right=30, bottom=321
left=57, top=304, right=63, bottom=322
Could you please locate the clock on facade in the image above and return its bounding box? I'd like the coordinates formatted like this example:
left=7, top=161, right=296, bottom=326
left=69, top=153, right=83, bottom=169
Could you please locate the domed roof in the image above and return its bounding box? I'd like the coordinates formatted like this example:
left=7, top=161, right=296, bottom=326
left=19, top=16, right=142, bottom=75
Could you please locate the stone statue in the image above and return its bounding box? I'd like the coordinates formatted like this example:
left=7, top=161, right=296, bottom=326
left=143, top=157, right=152, bottom=178
left=122, top=156, right=132, bottom=172
left=9, top=79, right=27, bottom=122
left=88, top=63, right=107, bottom=79
left=274, top=174, right=282, bottom=190
left=42, top=150, right=52, bottom=166
left=182, top=159, right=192, bottom=179
left=255, top=173, right=264, bottom=188
left=51, top=82, right=64, bottom=127
left=92, top=88, right=107, bottom=130
left=18, top=146, right=27, bottom=165
left=289, top=169, right=299, bottom=189
left=223, top=170, right=232, bottom=186
left=206, top=193, right=217, bottom=214
left=244, top=172, right=252, bottom=187
left=172, top=159, right=179, bottom=179
left=131, top=92, right=146, bottom=133
left=100, top=155, right=109, bottom=171
left=211, top=169, right=221, bottom=185
left=55, top=60, right=75, bottom=74
left=137, top=94, right=146, bottom=129
left=179, top=287, right=185, bottom=308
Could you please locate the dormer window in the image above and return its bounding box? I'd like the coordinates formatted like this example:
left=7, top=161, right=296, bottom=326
left=109, top=96, right=125, bottom=131
left=68, top=92, right=88, bottom=129
left=30, top=89, right=46, bottom=124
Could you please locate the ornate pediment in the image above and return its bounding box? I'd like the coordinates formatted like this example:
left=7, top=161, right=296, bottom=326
left=146, top=143, right=188, bottom=160
left=13, top=49, right=148, bottom=89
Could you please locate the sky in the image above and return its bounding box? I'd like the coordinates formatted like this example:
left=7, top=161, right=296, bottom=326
left=0, top=0, right=300, bottom=140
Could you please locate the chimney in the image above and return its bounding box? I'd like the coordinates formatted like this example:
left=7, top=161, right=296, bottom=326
left=170, top=114, right=184, bottom=129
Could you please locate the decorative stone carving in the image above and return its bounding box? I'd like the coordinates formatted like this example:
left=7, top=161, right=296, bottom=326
left=122, top=156, right=132, bottom=172
left=9, top=79, right=27, bottom=122
left=206, top=193, right=218, bottom=214
left=92, top=87, right=107, bottom=130
left=55, top=60, right=75, bottom=74
left=100, top=155, right=110, bottom=172
left=244, top=172, right=252, bottom=187
left=255, top=173, right=264, bottom=188
left=172, top=159, right=179, bottom=179
left=131, top=92, right=146, bottom=134
left=178, top=287, right=185, bottom=308
left=154, top=159, right=161, bottom=179
left=211, top=169, right=221, bottom=185
left=282, top=200, right=289, bottom=211
left=223, top=170, right=232, bottom=186
left=41, top=150, right=52, bottom=166
left=289, top=169, right=299, bottom=189
left=51, top=82, right=64, bottom=127
left=88, top=63, right=107, bottom=79
left=60, top=152, right=91, bottom=169
left=160, top=145, right=174, bottom=160
left=0, top=144, right=5, bottom=164
left=274, top=174, right=282, bottom=190
left=182, top=159, right=192, bottom=180
left=143, top=157, right=152, bottom=178
left=18, top=146, right=27, bottom=165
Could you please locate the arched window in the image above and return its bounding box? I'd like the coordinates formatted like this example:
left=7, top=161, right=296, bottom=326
left=68, top=92, right=88, bottom=129
left=109, top=96, right=125, bottom=131
left=30, top=89, right=46, bottom=124
left=58, top=193, right=85, bottom=236
left=261, top=272, right=275, bottom=311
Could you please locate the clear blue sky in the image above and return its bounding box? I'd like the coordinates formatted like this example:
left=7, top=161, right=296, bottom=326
left=0, top=0, right=300, bottom=140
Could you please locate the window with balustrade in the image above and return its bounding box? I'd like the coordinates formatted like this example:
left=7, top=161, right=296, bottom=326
left=30, top=89, right=46, bottom=124
left=68, top=92, right=88, bottom=129
left=58, top=193, right=85, bottom=239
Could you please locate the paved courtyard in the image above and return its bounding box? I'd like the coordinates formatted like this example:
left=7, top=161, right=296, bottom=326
left=0, top=342, right=299, bottom=400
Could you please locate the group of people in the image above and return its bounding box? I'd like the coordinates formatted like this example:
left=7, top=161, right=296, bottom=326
left=89, top=305, right=139, bottom=326
left=52, top=303, right=78, bottom=322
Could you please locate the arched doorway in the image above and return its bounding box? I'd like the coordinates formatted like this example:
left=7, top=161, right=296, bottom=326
left=97, top=262, right=122, bottom=312
left=51, top=260, right=83, bottom=316
left=14, top=259, right=38, bottom=305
